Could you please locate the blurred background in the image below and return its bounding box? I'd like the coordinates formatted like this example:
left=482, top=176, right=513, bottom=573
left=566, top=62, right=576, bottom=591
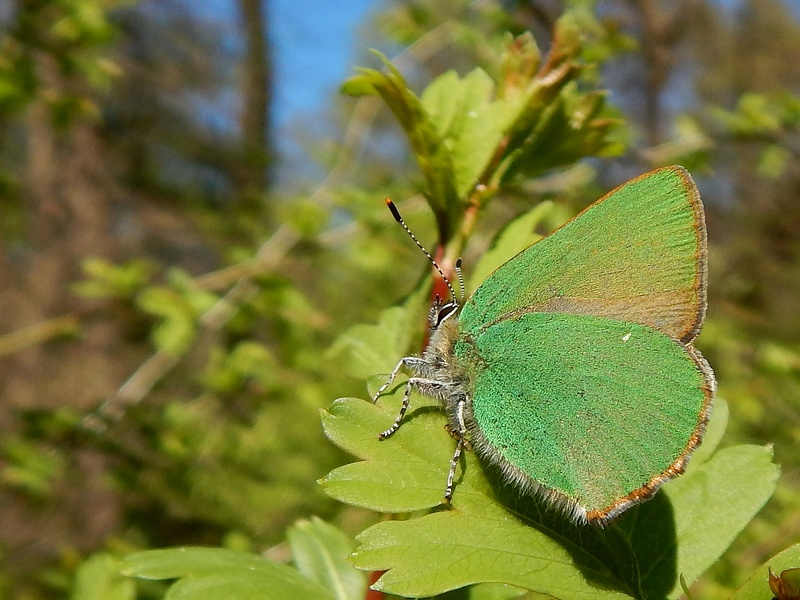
left=1, top=0, right=800, bottom=598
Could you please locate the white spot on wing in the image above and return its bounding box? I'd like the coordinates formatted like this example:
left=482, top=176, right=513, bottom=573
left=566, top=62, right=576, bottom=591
left=622, top=332, right=632, bottom=342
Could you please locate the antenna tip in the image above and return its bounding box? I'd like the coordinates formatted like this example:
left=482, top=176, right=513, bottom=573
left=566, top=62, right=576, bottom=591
left=385, top=198, right=403, bottom=222
left=456, top=258, right=462, bottom=268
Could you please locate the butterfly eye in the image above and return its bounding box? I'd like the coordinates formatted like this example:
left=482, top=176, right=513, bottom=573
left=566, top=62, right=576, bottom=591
left=435, top=302, right=458, bottom=327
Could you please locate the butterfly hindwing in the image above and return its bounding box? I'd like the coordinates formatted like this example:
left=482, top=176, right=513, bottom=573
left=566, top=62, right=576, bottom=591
left=455, top=311, right=714, bottom=521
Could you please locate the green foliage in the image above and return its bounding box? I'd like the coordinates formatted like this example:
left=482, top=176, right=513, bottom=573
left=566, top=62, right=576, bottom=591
left=70, top=554, right=135, bottom=600
left=74, top=258, right=157, bottom=300
left=0, top=435, right=65, bottom=498
left=729, top=544, right=800, bottom=600
left=285, top=517, right=366, bottom=600
left=710, top=91, right=800, bottom=179
left=465, top=200, right=554, bottom=291
left=135, top=270, right=218, bottom=356
left=122, top=547, right=335, bottom=599
left=119, top=518, right=366, bottom=600
left=343, top=17, right=623, bottom=245
left=0, top=0, right=122, bottom=117
left=327, top=286, right=429, bottom=379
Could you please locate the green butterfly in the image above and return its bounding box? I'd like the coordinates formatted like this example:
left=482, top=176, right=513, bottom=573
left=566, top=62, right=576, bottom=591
left=374, top=166, right=716, bottom=525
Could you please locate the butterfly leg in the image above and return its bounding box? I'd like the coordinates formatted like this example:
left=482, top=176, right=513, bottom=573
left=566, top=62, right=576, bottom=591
left=445, top=398, right=468, bottom=502
left=372, top=357, right=430, bottom=403
left=378, top=376, right=415, bottom=439
left=378, top=376, right=448, bottom=440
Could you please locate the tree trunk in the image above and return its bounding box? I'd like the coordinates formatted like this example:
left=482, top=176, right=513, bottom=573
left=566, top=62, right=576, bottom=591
left=237, top=0, right=273, bottom=196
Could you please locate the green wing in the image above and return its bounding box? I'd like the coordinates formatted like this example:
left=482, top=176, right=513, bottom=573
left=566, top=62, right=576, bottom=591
left=460, top=166, right=707, bottom=343
left=456, top=312, right=714, bottom=522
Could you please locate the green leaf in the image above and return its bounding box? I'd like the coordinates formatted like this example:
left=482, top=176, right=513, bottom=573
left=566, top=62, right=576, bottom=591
left=422, top=68, right=512, bottom=198
left=466, top=583, right=533, bottom=599
left=136, top=287, right=197, bottom=355
left=664, top=445, right=779, bottom=596
left=286, top=517, right=366, bottom=600
left=121, top=547, right=334, bottom=600
left=615, top=422, right=778, bottom=599
left=320, top=389, right=777, bottom=599
left=729, top=543, right=800, bottom=600
left=71, top=554, right=135, bottom=600
left=757, top=144, right=790, bottom=179
left=341, top=52, right=459, bottom=221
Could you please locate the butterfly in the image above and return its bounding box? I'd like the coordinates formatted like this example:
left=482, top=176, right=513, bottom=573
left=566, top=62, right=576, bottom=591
left=373, top=166, right=715, bottom=525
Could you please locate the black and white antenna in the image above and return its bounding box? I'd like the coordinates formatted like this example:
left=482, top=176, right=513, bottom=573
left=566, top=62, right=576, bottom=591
left=385, top=199, right=458, bottom=305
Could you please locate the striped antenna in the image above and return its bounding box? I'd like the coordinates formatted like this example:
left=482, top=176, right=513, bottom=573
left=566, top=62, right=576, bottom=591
left=385, top=199, right=458, bottom=304
left=455, top=258, right=465, bottom=302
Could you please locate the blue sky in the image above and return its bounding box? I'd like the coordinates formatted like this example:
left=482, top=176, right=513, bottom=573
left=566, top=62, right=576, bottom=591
left=271, top=0, right=379, bottom=131
left=184, top=0, right=381, bottom=186
left=270, top=0, right=381, bottom=184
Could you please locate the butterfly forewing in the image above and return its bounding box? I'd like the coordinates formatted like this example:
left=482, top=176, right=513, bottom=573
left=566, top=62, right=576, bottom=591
left=459, top=166, right=706, bottom=343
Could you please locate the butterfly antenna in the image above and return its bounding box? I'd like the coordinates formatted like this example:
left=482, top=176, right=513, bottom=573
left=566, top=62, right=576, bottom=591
left=385, top=199, right=458, bottom=303
left=455, top=258, right=465, bottom=302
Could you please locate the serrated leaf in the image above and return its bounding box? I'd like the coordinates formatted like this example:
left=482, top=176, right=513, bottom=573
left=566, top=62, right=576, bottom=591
left=319, top=392, right=460, bottom=512
left=422, top=68, right=512, bottom=198
left=321, top=388, right=776, bottom=599
left=287, top=517, right=366, bottom=600
left=355, top=510, right=630, bottom=599
left=121, top=547, right=333, bottom=600
left=729, top=544, right=800, bottom=600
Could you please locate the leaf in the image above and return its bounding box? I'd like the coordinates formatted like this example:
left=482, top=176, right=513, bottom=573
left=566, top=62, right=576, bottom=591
left=121, top=547, right=334, bottom=600
left=422, top=68, right=512, bottom=198
left=136, top=287, right=197, bottom=356
left=320, top=388, right=777, bottom=599
left=341, top=52, right=459, bottom=220
left=466, top=583, right=534, bottom=599
left=729, top=544, right=800, bottom=600
left=287, top=517, right=366, bottom=600
left=71, top=554, right=135, bottom=600
left=614, top=428, right=778, bottom=599
left=321, top=392, right=629, bottom=598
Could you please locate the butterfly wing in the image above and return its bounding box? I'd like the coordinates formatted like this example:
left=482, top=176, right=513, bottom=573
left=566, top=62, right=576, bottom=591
left=459, top=166, right=707, bottom=344
left=455, top=311, right=714, bottom=524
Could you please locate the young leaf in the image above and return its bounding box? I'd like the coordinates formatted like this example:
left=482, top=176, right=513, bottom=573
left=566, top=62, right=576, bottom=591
left=421, top=68, right=512, bottom=198
left=342, top=52, right=459, bottom=224
left=287, top=516, right=366, bottom=600
left=120, top=547, right=334, bottom=600
left=71, top=554, right=135, bottom=600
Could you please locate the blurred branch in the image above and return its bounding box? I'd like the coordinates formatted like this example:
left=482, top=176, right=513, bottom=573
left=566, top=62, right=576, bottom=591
left=0, top=315, right=80, bottom=357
